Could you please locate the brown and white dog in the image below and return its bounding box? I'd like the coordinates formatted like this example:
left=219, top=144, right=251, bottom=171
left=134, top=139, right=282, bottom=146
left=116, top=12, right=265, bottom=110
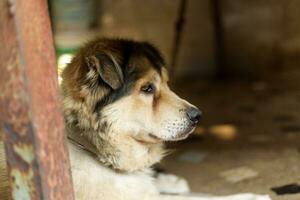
left=0, top=38, right=270, bottom=200
left=61, top=38, right=201, bottom=199
left=62, top=38, right=201, bottom=172
left=61, top=38, right=269, bottom=200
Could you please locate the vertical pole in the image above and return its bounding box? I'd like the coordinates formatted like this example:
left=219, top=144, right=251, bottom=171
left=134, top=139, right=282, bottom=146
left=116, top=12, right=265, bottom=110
left=0, top=0, right=74, bottom=199
left=211, top=0, right=226, bottom=79
left=169, top=0, right=188, bottom=82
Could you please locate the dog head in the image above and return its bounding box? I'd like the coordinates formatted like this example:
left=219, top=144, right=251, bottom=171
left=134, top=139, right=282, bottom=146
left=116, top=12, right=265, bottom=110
left=61, top=38, right=201, bottom=171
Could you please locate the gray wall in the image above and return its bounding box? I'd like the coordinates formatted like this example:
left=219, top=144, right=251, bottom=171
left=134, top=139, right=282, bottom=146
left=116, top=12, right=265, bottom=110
left=96, top=0, right=300, bottom=80
left=96, top=0, right=216, bottom=79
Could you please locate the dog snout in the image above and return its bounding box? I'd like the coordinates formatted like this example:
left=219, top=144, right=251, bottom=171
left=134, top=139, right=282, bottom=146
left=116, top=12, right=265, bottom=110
left=186, top=107, right=202, bottom=124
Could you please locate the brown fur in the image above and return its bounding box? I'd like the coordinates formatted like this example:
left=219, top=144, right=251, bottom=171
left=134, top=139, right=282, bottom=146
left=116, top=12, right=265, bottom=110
left=61, top=38, right=204, bottom=200
left=61, top=38, right=169, bottom=172
left=61, top=38, right=199, bottom=172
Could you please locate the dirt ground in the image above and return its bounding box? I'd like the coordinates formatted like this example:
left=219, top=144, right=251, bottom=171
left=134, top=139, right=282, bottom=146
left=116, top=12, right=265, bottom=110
left=162, top=70, right=300, bottom=200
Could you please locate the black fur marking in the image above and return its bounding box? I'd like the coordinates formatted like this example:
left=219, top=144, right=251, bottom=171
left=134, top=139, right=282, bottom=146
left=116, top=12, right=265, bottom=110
left=140, top=42, right=165, bottom=73
left=93, top=72, right=139, bottom=112
left=121, top=42, right=134, bottom=77
left=93, top=43, right=135, bottom=112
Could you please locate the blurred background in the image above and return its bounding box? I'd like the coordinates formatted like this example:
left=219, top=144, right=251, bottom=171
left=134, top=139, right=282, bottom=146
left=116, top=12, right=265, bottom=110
left=49, top=0, right=300, bottom=199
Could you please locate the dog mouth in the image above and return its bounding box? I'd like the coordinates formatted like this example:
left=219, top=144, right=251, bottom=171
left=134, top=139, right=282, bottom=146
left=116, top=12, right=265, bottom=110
left=133, top=124, right=196, bottom=144
left=148, top=126, right=196, bottom=142
left=166, top=126, right=196, bottom=141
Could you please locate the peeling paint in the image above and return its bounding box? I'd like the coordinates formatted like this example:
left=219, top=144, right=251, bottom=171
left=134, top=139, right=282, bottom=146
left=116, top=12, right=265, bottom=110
left=14, top=144, right=34, bottom=164
left=11, top=169, right=34, bottom=200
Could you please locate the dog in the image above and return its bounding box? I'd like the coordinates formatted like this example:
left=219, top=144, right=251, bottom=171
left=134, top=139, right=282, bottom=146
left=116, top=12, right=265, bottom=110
left=61, top=38, right=202, bottom=199
left=61, top=38, right=270, bottom=200
left=0, top=38, right=270, bottom=200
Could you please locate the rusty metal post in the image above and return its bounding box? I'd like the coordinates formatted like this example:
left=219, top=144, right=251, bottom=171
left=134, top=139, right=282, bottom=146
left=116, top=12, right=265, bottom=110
left=0, top=0, right=74, bottom=199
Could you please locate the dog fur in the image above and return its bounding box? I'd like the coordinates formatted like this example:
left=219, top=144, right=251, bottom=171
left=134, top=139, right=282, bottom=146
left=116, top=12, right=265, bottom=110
left=62, top=38, right=202, bottom=199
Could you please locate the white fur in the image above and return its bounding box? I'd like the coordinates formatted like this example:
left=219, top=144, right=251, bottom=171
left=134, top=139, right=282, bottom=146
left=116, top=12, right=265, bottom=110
left=69, top=142, right=271, bottom=200
left=69, top=142, right=158, bottom=200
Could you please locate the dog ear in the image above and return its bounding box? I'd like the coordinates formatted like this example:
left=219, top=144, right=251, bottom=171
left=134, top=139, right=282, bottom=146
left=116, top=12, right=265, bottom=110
left=85, top=53, right=124, bottom=90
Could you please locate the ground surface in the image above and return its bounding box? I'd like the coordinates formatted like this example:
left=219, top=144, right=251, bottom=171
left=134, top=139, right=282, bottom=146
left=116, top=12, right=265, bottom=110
left=2, top=62, right=300, bottom=199
left=162, top=70, right=300, bottom=200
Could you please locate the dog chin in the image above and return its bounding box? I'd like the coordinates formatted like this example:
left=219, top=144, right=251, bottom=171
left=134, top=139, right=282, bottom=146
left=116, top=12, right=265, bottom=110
left=168, top=126, right=196, bottom=141
left=155, top=126, right=196, bottom=142
left=134, top=126, right=196, bottom=144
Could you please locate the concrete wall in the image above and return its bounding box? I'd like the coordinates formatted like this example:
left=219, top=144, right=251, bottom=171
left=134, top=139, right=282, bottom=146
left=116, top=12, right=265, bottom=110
left=175, top=0, right=216, bottom=78
left=97, top=0, right=180, bottom=65
left=94, top=0, right=300, bottom=80
left=221, top=0, right=300, bottom=79
left=96, top=0, right=216, bottom=79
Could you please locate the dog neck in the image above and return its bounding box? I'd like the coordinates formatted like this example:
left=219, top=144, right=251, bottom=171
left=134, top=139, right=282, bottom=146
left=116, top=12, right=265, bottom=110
left=98, top=138, right=165, bottom=172
left=67, top=125, right=165, bottom=172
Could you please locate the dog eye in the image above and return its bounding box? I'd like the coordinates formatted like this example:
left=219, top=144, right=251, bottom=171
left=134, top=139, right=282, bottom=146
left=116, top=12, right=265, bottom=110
left=141, top=83, right=155, bottom=94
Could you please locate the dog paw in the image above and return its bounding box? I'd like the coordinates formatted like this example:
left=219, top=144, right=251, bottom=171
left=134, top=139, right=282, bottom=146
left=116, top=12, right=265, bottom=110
left=155, top=173, right=190, bottom=195
left=187, top=193, right=271, bottom=200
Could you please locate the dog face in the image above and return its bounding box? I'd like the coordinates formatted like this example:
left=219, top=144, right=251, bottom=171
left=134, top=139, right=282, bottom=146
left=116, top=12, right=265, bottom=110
left=61, top=38, right=201, bottom=170
left=102, top=66, right=201, bottom=144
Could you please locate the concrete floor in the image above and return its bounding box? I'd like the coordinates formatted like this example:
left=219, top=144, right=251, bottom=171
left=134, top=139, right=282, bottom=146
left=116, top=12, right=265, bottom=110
left=1, top=63, right=300, bottom=199
left=162, top=71, right=300, bottom=200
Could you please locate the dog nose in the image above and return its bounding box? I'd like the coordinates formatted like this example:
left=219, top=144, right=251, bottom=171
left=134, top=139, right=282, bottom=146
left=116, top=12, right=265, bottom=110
left=186, top=107, right=202, bottom=124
